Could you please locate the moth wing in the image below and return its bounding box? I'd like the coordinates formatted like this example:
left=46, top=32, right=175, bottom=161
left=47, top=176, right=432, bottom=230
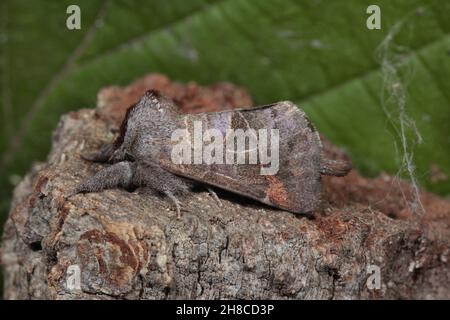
left=160, top=101, right=322, bottom=213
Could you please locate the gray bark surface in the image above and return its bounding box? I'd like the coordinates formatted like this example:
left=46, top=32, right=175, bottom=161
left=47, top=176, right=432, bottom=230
left=1, top=75, right=449, bottom=299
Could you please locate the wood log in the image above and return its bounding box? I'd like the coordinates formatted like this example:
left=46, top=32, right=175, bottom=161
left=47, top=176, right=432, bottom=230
left=1, top=74, right=449, bottom=299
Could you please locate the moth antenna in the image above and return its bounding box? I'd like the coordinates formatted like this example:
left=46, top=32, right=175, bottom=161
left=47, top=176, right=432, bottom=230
left=114, top=103, right=137, bottom=148
left=81, top=143, right=116, bottom=163
left=320, top=158, right=352, bottom=177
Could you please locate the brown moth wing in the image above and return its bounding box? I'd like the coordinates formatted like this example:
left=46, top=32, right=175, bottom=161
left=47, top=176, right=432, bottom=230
left=160, top=101, right=323, bottom=213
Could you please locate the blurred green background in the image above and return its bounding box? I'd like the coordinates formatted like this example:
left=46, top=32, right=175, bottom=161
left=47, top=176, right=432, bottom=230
left=0, top=0, right=449, bottom=234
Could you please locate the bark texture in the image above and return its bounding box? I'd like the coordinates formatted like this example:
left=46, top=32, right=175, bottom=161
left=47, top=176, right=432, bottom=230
left=1, top=74, right=449, bottom=299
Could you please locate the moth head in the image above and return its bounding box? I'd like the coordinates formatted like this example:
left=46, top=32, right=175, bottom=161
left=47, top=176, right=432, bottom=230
left=114, top=90, right=180, bottom=148
left=125, top=89, right=180, bottom=126
left=142, top=90, right=180, bottom=116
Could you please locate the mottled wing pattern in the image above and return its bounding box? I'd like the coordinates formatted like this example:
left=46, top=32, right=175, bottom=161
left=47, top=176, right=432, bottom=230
left=160, top=102, right=323, bottom=213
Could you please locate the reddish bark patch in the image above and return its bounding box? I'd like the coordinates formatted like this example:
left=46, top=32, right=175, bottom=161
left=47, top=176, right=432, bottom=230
left=33, top=175, right=49, bottom=193
left=96, top=73, right=253, bottom=127
left=266, top=176, right=289, bottom=207
left=78, top=229, right=139, bottom=289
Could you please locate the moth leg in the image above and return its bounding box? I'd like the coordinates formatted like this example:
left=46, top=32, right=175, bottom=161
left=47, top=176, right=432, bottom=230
left=207, top=187, right=222, bottom=207
left=164, top=190, right=182, bottom=219
left=320, top=158, right=352, bottom=177
left=132, top=160, right=194, bottom=218
left=81, top=143, right=116, bottom=163
left=70, top=161, right=134, bottom=197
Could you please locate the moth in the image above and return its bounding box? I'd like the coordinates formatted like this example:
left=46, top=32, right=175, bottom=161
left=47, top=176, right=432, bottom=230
left=73, top=90, right=351, bottom=217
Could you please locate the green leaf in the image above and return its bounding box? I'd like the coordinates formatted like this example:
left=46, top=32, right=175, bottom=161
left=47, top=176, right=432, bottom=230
left=1, top=0, right=449, bottom=223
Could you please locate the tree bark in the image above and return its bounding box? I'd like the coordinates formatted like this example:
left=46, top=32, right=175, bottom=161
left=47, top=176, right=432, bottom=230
left=1, top=74, right=449, bottom=299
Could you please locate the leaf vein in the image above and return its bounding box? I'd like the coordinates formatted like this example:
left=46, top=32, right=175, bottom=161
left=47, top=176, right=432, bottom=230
left=1, top=0, right=112, bottom=167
